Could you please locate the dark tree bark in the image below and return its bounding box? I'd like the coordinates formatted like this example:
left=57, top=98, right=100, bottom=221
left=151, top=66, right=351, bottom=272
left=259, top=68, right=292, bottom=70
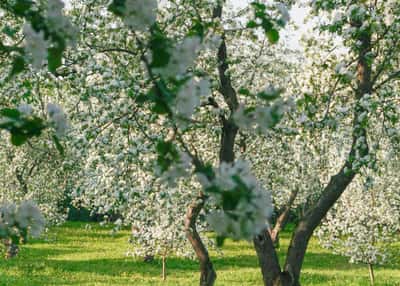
left=216, top=4, right=239, bottom=165
left=255, top=19, right=373, bottom=286
left=270, top=188, right=300, bottom=247
left=254, top=230, right=293, bottom=286
left=185, top=195, right=216, bottom=286
left=282, top=22, right=372, bottom=286
left=219, top=118, right=238, bottom=163
left=184, top=3, right=240, bottom=286
left=283, top=165, right=357, bottom=285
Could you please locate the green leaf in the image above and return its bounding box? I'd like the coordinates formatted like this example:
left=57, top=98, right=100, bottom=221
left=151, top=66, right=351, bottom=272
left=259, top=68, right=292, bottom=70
left=238, top=88, right=251, bottom=96
left=135, top=93, right=148, bottom=104
left=156, top=140, right=179, bottom=173
left=251, top=2, right=266, bottom=11
left=11, top=133, right=28, bottom=146
left=196, top=163, right=215, bottom=181
left=156, top=140, right=172, bottom=154
left=152, top=98, right=170, bottom=114
left=261, top=20, right=273, bottom=32
left=13, top=0, right=34, bottom=15
left=257, top=90, right=281, bottom=101
left=22, top=117, right=45, bottom=137
left=266, top=29, right=279, bottom=44
left=246, top=20, right=258, bottom=29
left=0, top=108, right=21, bottom=119
left=48, top=46, right=63, bottom=73
left=188, top=20, right=205, bottom=38
left=108, top=0, right=126, bottom=16
left=2, top=26, right=19, bottom=38
left=216, top=235, right=226, bottom=247
left=52, top=135, right=65, bottom=156
left=147, top=26, right=173, bottom=70
left=10, top=56, right=25, bottom=77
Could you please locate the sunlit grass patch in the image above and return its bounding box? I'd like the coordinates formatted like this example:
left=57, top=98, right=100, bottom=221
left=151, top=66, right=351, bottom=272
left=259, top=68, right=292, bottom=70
left=0, top=222, right=399, bottom=286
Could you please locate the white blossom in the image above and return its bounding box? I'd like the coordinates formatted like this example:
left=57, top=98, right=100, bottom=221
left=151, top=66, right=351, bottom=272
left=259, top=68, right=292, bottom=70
left=174, top=78, right=210, bottom=118
left=46, top=0, right=78, bottom=44
left=154, top=36, right=202, bottom=78
left=206, top=160, right=273, bottom=240
left=233, top=98, right=289, bottom=134
left=23, top=23, right=48, bottom=69
left=17, top=104, right=33, bottom=116
left=276, top=3, right=290, bottom=25
left=0, top=200, right=45, bottom=239
left=46, top=103, right=69, bottom=138
left=122, top=0, right=158, bottom=31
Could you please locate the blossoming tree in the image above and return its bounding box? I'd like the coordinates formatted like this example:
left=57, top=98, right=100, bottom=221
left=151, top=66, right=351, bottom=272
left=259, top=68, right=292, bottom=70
left=0, top=1, right=399, bottom=286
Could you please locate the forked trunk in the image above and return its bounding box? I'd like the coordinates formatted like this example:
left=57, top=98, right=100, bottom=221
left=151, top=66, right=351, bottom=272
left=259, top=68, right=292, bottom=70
left=253, top=230, right=294, bottom=286
left=255, top=18, right=373, bottom=286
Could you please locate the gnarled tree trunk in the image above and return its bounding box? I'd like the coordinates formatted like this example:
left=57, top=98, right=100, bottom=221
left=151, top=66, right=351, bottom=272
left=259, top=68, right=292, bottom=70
left=255, top=18, right=372, bottom=286
left=183, top=2, right=239, bottom=285
left=283, top=165, right=357, bottom=285
left=185, top=196, right=216, bottom=286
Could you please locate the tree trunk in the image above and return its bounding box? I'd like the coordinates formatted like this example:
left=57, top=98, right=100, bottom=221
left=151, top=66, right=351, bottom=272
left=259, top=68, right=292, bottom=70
left=185, top=196, right=216, bottom=286
left=162, top=255, right=166, bottom=281
left=271, top=231, right=280, bottom=249
left=271, top=208, right=289, bottom=247
left=280, top=21, right=372, bottom=285
left=256, top=17, right=373, bottom=286
left=284, top=164, right=357, bottom=283
left=254, top=230, right=295, bottom=286
left=143, top=255, right=154, bottom=262
left=271, top=188, right=300, bottom=247
left=219, top=119, right=238, bottom=163
left=4, top=239, right=19, bottom=259
left=368, top=263, right=375, bottom=286
left=184, top=18, right=238, bottom=284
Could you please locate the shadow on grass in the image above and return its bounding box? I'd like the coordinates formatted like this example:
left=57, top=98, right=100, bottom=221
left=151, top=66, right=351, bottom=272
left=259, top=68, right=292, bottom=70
left=43, top=231, right=128, bottom=243
left=1, top=221, right=398, bottom=286
left=302, top=252, right=400, bottom=271
left=5, top=244, right=388, bottom=274
left=1, top=250, right=399, bottom=286
left=300, top=272, right=333, bottom=285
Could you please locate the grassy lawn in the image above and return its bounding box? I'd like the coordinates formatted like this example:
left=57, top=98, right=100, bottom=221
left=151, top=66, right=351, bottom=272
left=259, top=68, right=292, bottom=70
left=0, top=222, right=399, bottom=286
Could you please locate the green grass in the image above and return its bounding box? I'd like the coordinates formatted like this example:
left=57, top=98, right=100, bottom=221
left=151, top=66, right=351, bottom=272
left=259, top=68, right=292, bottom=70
left=0, top=222, right=399, bottom=285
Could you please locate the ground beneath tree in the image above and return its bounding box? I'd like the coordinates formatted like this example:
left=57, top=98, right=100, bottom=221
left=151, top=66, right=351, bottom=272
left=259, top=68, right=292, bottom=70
left=0, top=222, right=399, bottom=286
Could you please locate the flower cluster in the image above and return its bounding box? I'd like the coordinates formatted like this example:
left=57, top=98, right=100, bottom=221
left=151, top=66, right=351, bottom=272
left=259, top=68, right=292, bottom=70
left=174, top=78, right=210, bottom=119
left=203, top=160, right=273, bottom=240
left=154, top=36, right=202, bottom=79
left=0, top=200, right=45, bottom=240
left=157, top=151, right=192, bottom=187
left=23, top=0, right=77, bottom=70
left=233, top=97, right=290, bottom=134
left=47, top=103, right=69, bottom=138
left=121, top=0, right=158, bottom=31
left=317, top=168, right=400, bottom=265
left=23, top=24, right=49, bottom=69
